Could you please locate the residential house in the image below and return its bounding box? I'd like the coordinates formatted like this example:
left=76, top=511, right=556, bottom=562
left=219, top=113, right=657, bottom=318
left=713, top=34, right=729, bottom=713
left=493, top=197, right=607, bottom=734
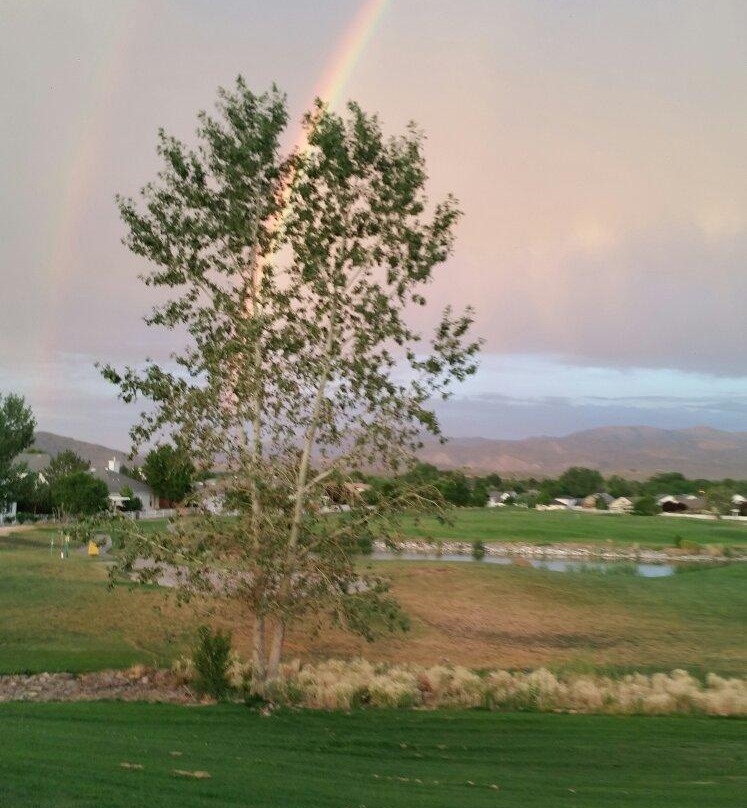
left=90, top=458, right=158, bottom=513
left=657, top=494, right=707, bottom=513
left=580, top=492, right=614, bottom=509
left=609, top=496, right=634, bottom=514
left=548, top=497, right=579, bottom=510
left=487, top=490, right=517, bottom=507
left=732, top=494, right=747, bottom=517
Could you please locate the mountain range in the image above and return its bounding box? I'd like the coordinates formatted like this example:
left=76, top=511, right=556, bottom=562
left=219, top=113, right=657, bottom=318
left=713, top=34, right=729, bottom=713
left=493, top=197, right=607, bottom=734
left=419, top=425, right=747, bottom=479
left=31, top=425, right=747, bottom=480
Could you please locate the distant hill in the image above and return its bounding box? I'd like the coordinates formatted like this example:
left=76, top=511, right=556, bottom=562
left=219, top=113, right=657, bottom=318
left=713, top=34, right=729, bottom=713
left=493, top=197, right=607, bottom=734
left=419, top=426, right=747, bottom=479
left=32, top=425, right=747, bottom=480
left=32, top=431, right=132, bottom=471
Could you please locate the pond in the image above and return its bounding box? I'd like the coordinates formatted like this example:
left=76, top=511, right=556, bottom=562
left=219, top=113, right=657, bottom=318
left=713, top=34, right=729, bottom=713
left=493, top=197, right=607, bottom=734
left=370, top=551, right=677, bottom=577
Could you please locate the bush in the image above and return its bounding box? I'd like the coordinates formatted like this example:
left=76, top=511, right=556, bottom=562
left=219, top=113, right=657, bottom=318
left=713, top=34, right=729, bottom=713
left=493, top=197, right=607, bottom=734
left=191, top=625, right=233, bottom=700
left=633, top=495, right=659, bottom=516
left=472, top=539, right=486, bottom=560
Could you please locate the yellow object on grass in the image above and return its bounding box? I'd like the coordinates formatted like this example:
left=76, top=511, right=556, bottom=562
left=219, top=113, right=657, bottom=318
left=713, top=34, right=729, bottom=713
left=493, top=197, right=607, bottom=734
left=87, top=541, right=99, bottom=557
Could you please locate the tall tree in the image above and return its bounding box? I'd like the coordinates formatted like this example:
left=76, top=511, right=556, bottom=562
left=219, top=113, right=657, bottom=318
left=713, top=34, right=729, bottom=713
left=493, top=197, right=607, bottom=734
left=558, top=466, right=604, bottom=498
left=102, top=79, right=479, bottom=684
left=142, top=445, right=194, bottom=503
left=0, top=393, right=36, bottom=510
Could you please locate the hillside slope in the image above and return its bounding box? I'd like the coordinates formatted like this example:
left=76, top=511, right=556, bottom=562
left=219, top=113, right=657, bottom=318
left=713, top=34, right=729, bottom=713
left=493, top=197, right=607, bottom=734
left=32, top=431, right=131, bottom=470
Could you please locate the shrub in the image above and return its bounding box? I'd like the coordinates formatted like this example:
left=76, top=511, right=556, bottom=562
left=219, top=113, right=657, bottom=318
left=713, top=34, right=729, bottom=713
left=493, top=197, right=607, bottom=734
left=243, top=659, right=747, bottom=716
left=191, top=625, right=233, bottom=700
left=472, top=539, right=486, bottom=560
left=633, top=495, right=659, bottom=516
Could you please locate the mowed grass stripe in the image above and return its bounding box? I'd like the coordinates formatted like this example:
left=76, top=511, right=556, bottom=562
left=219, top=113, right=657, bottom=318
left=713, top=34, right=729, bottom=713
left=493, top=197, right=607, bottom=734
left=0, top=703, right=744, bottom=807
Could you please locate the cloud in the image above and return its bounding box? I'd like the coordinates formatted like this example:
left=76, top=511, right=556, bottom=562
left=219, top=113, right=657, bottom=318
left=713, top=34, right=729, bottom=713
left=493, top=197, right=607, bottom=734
left=427, top=224, right=747, bottom=376
left=432, top=391, right=747, bottom=440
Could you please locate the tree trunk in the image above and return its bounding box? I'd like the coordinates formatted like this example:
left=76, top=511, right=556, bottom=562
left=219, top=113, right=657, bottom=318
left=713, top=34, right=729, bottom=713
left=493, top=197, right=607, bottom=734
left=252, top=615, right=267, bottom=682
left=266, top=619, right=286, bottom=681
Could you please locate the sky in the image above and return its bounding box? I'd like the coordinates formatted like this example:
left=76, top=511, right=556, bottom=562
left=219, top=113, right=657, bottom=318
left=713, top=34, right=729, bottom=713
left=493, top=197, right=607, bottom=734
left=1, top=0, right=746, bottom=449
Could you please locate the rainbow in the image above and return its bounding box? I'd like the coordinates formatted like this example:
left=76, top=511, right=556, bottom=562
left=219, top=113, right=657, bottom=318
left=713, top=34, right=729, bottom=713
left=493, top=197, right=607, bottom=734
left=284, top=0, right=392, bottom=163
left=40, top=0, right=391, bottom=395
left=311, top=0, right=391, bottom=113
left=273, top=0, right=393, bottom=234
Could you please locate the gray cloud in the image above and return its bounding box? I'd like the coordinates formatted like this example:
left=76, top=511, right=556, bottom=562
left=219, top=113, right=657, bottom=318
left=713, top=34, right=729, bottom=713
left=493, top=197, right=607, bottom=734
left=432, top=391, right=747, bottom=440
left=429, top=225, right=747, bottom=377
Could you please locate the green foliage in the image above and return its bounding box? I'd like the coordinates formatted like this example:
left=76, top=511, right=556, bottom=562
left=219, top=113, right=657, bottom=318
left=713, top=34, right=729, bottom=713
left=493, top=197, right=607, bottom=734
left=705, top=485, right=734, bottom=516
left=632, top=495, right=659, bottom=516
left=119, top=486, right=143, bottom=512
left=0, top=393, right=35, bottom=466
left=470, top=481, right=489, bottom=507
left=50, top=471, right=109, bottom=516
left=606, top=474, right=636, bottom=498
left=191, top=625, right=233, bottom=700
left=45, top=450, right=89, bottom=482
left=334, top=589, right=410, bottom=642
left=142, top=445, right=193, bottom=503
left=557, top=466, right=604, bottom=498
left=102, top=78, right=479, bottom=681
left=0, top=393, right=35, bottom=509
left=643, top=472, right=696, bottom=497
left=434, top=472, right=473, bottom=507
left=471, top=539, right=486, bottom=560
left=13, top=471, right=52, bottom=515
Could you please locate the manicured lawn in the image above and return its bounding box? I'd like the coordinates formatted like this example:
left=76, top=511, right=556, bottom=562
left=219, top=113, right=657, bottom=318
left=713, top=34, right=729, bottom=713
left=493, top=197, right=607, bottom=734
left=399, top=507, right=747, bottom=547
left=0, top=703, right=743, bottom=807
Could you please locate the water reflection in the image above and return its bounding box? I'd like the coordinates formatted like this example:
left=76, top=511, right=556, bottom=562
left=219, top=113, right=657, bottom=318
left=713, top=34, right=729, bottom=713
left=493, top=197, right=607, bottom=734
left=370, top=551, right=676, bottom=577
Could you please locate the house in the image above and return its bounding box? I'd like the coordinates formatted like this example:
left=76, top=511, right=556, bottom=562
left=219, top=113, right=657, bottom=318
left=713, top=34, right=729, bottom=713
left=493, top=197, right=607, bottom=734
left=657, top=494, right=707, bottom=513
left=487, top=489, right=517, bottom=507
left=90, top=458, right=158, bottom=513
left=0, top=501, right=17, bottom=525
left=16, top=452, right=53, bottom=483
left=609, top=496, right=634, bottom=514
left=580, top=492, right=614, bottom=509
left=732, top=494, right=747, bottom=517
left=548, top=497, right=578, bottom=510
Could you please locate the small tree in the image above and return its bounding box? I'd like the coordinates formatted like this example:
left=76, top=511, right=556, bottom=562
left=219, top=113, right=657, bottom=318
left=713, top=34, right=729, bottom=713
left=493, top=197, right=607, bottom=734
left=102, top=79, right=479, bottom=684
left=0, top=393, right=35, bottom=512
left=632, top=495, right=659, bottom=516
left=119, top=485, right=143, bottom=512
left=705, top=486, right=733, bottom=518
left=46, top=450, right=90, bottom=482
left=142, top=445, right=194, bottom=504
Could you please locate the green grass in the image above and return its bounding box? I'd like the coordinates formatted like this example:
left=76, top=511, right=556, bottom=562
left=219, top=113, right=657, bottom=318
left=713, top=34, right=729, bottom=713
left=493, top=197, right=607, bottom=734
left=0, top=703, right=744, bottom=807
left=400, top=508, right=747, bottom=547
left=0, top=533, right=196, bottom=674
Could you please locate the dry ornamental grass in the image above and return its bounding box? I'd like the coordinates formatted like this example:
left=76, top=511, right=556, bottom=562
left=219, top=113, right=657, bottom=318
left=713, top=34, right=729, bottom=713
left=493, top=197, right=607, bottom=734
left=173, top=655, right=747, bottom=716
